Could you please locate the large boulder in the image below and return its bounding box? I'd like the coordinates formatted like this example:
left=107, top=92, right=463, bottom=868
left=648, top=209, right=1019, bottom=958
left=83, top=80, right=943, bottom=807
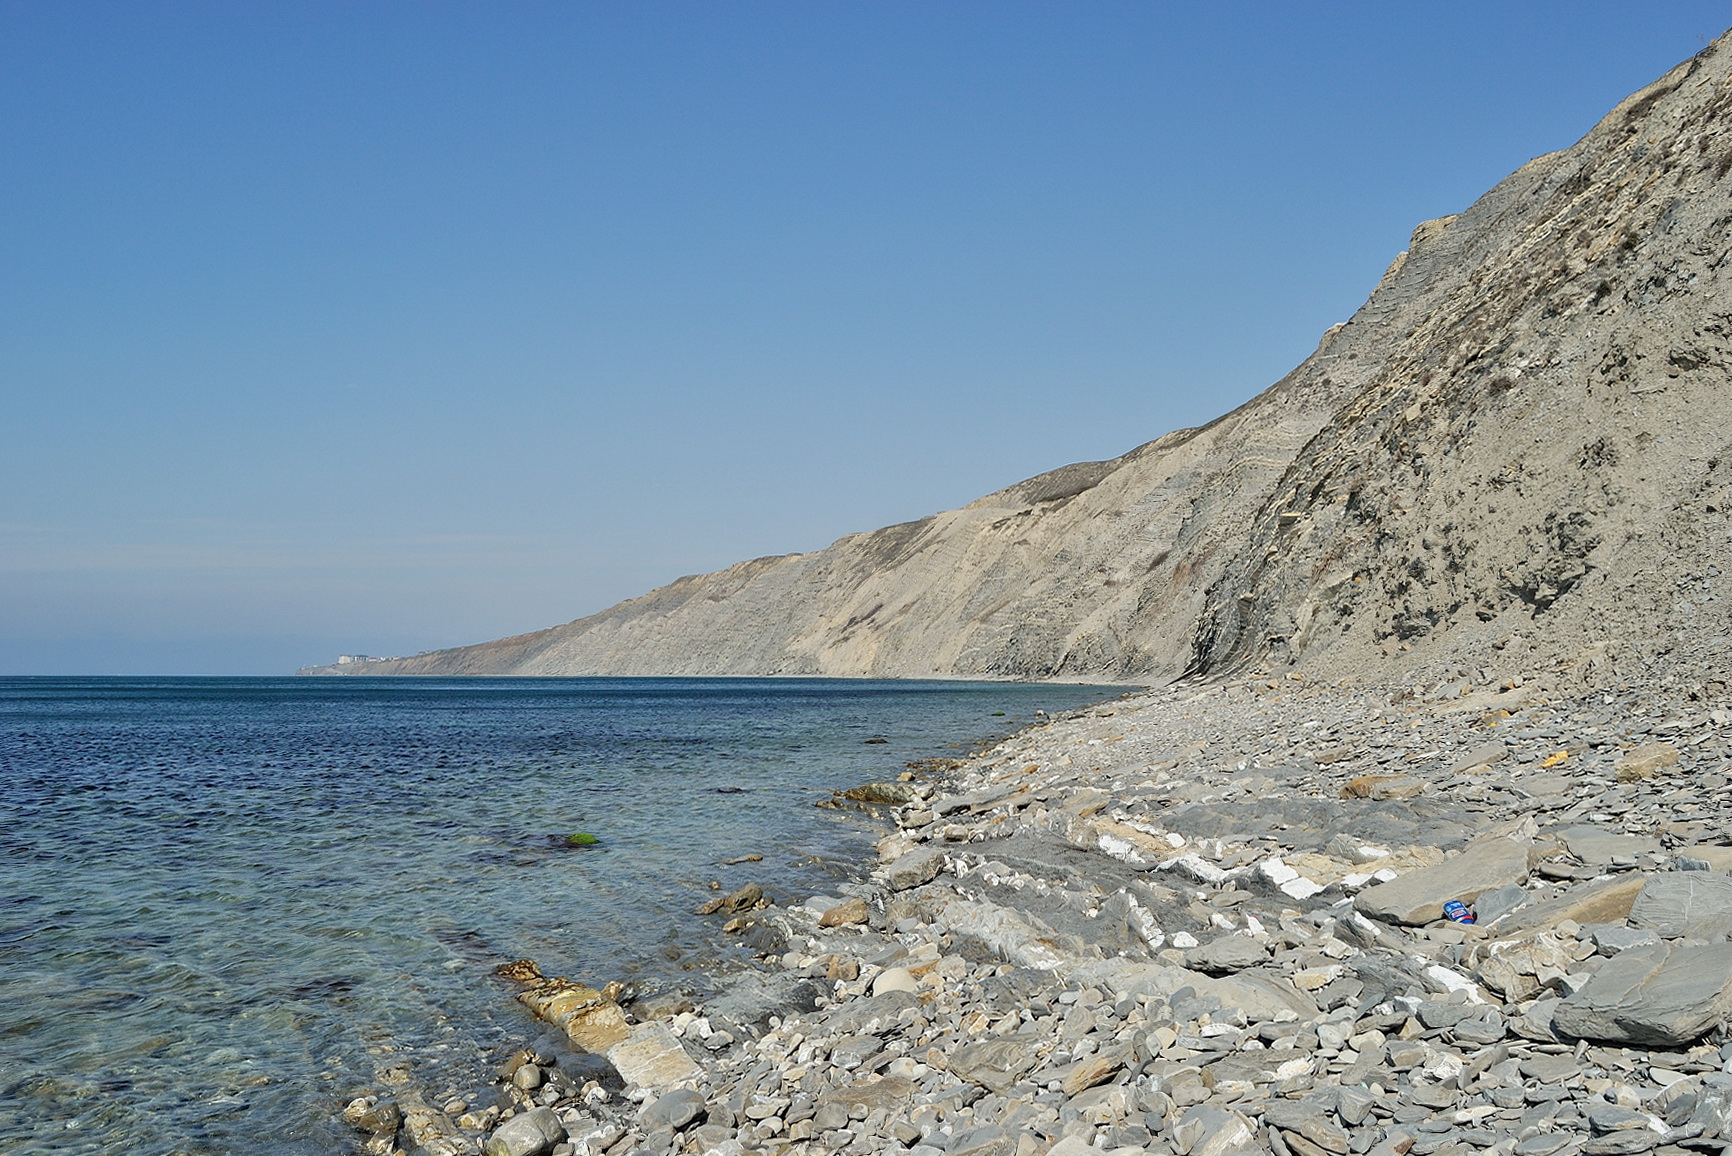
left=1552, top=941, right=1732, bottom=1046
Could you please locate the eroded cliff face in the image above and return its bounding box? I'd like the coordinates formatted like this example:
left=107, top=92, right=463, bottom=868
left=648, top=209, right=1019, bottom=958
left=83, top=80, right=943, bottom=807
left=1192, top=42, right=1732, bottom=697
left=306, top=36, right=1732, bottom=689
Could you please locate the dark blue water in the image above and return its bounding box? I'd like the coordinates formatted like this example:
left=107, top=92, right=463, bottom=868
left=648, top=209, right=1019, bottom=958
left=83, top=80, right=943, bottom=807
left=0, top=676, right=1119, bottom=1155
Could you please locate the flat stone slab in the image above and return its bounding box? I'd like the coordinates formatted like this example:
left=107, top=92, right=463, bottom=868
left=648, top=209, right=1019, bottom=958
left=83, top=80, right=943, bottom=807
left=1184, top=934, right=1270, bottom=974
left=1629, top=873, right=1732, bottom=940
left=1503, top=874, right=1648, bottom=932
left=818, top=1075, right=919, bottom=1115
left=1552, top=941, right=1732, bottom=1046
left=945, top=1036, right=1042, bottom=1093
left=819, top=989, right=920, bottom=1037
left=938, top=898, right=1068, bottom=971
left=1559, top=825, right=1662, bottom=867
left=1067, top=958, right=1318, bottom=1020
left=946, top=1124, right=1018, bottom=1156
left=606, top=1022, right=702, bottom=1090
left=1355, top=831, right=1532, bottom=925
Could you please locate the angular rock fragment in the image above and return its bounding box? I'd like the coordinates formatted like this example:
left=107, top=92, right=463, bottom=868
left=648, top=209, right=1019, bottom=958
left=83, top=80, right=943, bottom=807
left=639, top=1088, right=706, bottom=1132
left=818, top=1075, right=919, bottom=1116
left=1058, top=1047, right=1127, bottom=1096
left=882, top=846, right=945, bottom=891
left=946, top=1124, right=1017, bottom=1156
left=1171, top=1105, right=1256, bottom=1156
left=697, top=882, right=763, bottom=915
left=1502, top=874, right=1647, bottom=932
left=518, top=981, right=630, bottom=1052
left=607, top=1022, right=703, bottom=1089
left=1614, top=743, right=1679, bottom=782
left=818, top=896, right=869, bottom=927
left=946, top=1036, right=1042, bottom=1093
left=841, top=781, right=921, bottom=804
left=820, top=989, right=920, bottom=1036
left=1184, top=934, right=1270, bottom=974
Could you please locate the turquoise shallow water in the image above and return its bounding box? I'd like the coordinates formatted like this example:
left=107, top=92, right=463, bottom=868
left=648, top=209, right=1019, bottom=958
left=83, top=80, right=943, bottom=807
left=0, top=676, right=1120, bottom=1155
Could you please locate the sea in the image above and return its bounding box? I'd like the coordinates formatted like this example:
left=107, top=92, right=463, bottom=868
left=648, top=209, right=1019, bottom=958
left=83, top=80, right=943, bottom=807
left=0, top=676, right=1122, bottom=1156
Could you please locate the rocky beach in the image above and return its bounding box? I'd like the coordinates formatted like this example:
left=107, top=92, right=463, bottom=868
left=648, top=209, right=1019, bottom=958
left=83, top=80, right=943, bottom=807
left=329, top=26, right=1732, bottom=1156
left=347, top=660, right=1732, bottom=1156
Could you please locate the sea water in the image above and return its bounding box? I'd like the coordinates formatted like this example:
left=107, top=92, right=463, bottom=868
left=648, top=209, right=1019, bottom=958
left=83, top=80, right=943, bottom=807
left=0, top=676, right=1120, bottom=1155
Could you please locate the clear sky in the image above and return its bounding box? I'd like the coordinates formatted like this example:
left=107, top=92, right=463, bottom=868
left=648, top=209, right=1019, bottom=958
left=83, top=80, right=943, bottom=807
left=3, top=3, right=1727, bottom=675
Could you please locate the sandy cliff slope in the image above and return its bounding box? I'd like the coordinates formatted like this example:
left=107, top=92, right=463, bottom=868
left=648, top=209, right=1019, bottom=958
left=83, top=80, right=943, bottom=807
left=305, top=35, right=1732, bottom=689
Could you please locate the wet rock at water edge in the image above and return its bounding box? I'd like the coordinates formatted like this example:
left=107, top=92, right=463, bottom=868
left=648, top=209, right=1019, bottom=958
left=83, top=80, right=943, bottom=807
left=697, top=882, right=763, bottom=915
left=882, top=847, right=946, bottom=892
left=818, top=897, right=869, bottom=927
left=483, top=1106, right=566, bottom=1156
left=840, top=781, right=922, bottom=805
left=342, top=1096, right=403, bottom=1137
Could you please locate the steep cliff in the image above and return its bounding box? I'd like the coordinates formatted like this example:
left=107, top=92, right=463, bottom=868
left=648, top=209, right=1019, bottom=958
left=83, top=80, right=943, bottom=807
left=1193, top=40, right=1732, bottom=697
left=305, top=35, right=1732, bottom=689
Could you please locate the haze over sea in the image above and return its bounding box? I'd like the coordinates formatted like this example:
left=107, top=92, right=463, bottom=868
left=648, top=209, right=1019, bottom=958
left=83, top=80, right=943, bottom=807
left=0, top=676, right=1118, bottom=1155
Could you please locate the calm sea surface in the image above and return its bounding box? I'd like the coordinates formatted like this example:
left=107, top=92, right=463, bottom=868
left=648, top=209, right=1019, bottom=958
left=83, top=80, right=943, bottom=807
left=0, top=676, right=1120, bottom=1155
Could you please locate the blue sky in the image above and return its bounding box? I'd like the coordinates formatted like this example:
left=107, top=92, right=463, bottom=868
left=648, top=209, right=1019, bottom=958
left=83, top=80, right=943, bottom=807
left=3, top=3, right=1727, bottom=674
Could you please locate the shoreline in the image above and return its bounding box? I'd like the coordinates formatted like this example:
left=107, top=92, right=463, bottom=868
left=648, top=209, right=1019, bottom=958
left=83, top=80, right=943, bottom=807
left=351, top=669, right=1732, bottom=1156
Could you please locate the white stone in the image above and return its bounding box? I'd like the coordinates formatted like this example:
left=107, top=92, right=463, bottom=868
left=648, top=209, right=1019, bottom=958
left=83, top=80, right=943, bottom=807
left=871, top=968, right=919, bottom=995
left=1131, top=909, right=1165, bottom=949
left=1424, top=1053, right=1465, bottom=1081
left=1258, top=857, right=1300, bottom=886
left=1162, top=853, right=1230, bottom=886
left=1421, top=964, right=1486, bottom=1003
left=1096, top=833, right=1146, bottom=864
left=1349, top=912, right=1385, bottom=940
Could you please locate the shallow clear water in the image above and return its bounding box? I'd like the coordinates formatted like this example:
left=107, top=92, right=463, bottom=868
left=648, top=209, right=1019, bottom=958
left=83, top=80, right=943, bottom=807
left=0, top=676, right=1119, bottom=1155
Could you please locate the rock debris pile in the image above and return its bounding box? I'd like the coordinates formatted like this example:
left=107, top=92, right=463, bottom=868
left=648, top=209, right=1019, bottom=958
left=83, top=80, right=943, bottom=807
left=347, top=671, right=1732, bottom=1156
